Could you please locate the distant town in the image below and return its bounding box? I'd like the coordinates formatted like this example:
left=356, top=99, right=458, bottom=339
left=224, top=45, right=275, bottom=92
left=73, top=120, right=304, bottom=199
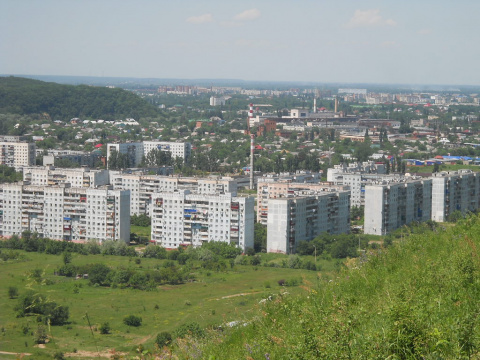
left=2, top=77, right=480, bottom=254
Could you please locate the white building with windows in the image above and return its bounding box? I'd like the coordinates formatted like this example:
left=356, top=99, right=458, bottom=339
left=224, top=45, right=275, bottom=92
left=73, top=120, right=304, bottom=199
left=0, top=183, right=130, bottom=243
left=142, top=141, right=191, bottom=161
left=431, top=170, right=480, bottom=222
left=266, top=189, right=350, bottom=254
left=364, top=178, right=432, bottom=235
left=107, top=142, right=144, bottom=168
left=110, top=174, right=238, bottom=216
left=0, top=141, right=36, bottom=170
left=150, top=190, right=254, bottom=251
left=23, top=167, right=109, bottom=187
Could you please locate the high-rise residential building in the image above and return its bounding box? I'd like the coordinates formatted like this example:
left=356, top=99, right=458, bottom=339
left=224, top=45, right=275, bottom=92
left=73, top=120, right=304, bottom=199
left=110, top=174, right=237, bottom=216
left=364, top=178, right=432, bottom=235
left=106, top=142, right=144, bottom=168
left=266, top=189, right=351, bottom=254
left=0, top=141, right=36, bottom=170
left=256, top=179, right=348, bottom=225
left=431, top=170, right=480, bottom=222
left=143, top=141, right=191, bottom=161
left=23, top=167, right=109, bottom=188
left=150, top=190, right=254, bottom=251
left=107, top=141, right=192, bottom=168
left=0, top=183, right=130, bottom=243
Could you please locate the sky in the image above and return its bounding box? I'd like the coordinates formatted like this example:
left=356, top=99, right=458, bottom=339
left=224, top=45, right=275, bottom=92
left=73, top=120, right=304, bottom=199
left=1, top=0, right=480, bottom=86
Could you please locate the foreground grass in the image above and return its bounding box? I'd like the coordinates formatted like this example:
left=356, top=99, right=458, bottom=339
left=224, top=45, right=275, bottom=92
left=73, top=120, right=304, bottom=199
left=0, top=251, right=319, bottom=358
left=179, top=216, right=480, bottom=359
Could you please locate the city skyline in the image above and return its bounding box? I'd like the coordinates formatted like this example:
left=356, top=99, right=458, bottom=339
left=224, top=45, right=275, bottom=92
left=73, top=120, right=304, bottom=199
left=1, top=1, right=480, bottom=86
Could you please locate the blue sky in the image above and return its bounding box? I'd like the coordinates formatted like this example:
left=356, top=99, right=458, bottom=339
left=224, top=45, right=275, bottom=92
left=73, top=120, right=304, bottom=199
left=1, top=0, right=479, bottom=85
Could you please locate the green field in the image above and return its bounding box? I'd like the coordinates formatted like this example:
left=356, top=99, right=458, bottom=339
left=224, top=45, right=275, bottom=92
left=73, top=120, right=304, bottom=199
left=0, top=250, right=320, bottom=359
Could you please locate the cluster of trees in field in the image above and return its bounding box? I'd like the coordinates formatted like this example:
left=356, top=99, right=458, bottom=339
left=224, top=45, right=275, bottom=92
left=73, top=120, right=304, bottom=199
left=0, top=165, right=23, bottom=183
left=0, top=77, right=159, bottom=120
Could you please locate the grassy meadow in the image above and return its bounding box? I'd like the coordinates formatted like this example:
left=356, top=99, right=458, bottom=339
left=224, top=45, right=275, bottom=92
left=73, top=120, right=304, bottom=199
left=0, top=250, right=321, bottom=359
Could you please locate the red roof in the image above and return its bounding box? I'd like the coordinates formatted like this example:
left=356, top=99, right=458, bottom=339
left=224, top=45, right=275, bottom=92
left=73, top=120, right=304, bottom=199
left=95, top=144, right=103, bottom=148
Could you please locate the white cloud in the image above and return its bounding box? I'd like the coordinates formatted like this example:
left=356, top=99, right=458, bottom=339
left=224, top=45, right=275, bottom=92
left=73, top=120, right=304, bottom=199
left=346, top=9, right=396, bottom=28
left=233, top=8, right=261, bottom=21
left=186, top=13, right=213, bottom=24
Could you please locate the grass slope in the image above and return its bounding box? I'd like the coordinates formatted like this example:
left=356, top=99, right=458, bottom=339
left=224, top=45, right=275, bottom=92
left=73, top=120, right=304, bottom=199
left=180, top=217, right=480, bottom=359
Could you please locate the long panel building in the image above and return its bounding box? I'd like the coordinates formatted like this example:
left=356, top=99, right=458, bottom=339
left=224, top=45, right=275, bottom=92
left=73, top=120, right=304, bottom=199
left=0, top=141, right=36, bottom=170
left=364, top=178, right=432, bottom=235
left=266, top=188, right=350, bottom=254
left=150, top=190, right=254, bottom=251
left=0, top=183, right=130, bottom=243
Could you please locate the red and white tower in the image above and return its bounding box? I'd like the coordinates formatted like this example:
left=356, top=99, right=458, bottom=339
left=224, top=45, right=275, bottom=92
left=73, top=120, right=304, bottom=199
left=247, top=103, right=254, bottom=131
left=250, top=134, right=255, bottom=190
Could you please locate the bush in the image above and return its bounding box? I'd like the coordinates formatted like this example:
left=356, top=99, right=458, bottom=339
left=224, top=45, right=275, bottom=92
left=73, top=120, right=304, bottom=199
left=123, top=315, right=142, bottom=327
left=34, top=325, right=47, bottom=344
left=173, top=322, right=205, bottom=339
left=99, top=322, right=111, bottom=334
left=8, top=286, right=18, bottom=299
left=155, top=331, right=172, bottom=348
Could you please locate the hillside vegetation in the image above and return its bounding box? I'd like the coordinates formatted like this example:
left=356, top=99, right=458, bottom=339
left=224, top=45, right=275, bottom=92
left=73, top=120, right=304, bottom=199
left=171, top=217, right=480, bottom=359
left=0, top=76, right=159, bottom=120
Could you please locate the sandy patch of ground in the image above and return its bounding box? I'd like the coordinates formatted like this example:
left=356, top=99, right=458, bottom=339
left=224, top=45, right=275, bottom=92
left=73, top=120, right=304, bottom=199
left=64, top=350, right=128, bottom=358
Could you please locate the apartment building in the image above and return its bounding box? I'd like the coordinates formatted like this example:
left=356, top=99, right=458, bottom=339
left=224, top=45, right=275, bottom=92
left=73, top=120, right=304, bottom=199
left=431, top=170, right=480, bottom=222
left=327, top=162, right=387, bottom=206
left=106, top=142, right=144, bottom=168
left=257, top=179, right=349, bottom=225
left=150, top=190, right=254, bottom=251
left=364, top=178, right=432, bottom=235
left=0, top=183, right=130, bottom=243
left=266, top=188, right=351, bottom=254
left=0, top=141, right=36, bottom=170
left=107, top=141, right=192, bottom=168
left=23, top=167, right=109, bottom=187
left=110, top=173, right=238, bottom=216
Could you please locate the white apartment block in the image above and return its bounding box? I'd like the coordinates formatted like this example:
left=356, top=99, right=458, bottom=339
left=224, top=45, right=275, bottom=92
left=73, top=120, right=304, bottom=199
left=0, top=142, right=36, bottom=170
left=257, top=180, right=349, bottom=225
left=23, top=167, right=109, bottom=187
left=210, top=96, right=226, bottom=106
left=0, top=183, right=130, bottom=243
left=110, top=173, right=237, bottom=216
left=107, top=142, right=144, bottom=167
left=266, top=189, right=351, bottom=254
left=431, top=170, right=480, bottom=222
left=364, top=179, right=432, bottom=235
left=327, top=162, right=388, bottom=207
left=142, top=141, right=191, bottom=161
left=150, top=190, right=254, bottom=251
left=107, top=141, right=192, bottom=168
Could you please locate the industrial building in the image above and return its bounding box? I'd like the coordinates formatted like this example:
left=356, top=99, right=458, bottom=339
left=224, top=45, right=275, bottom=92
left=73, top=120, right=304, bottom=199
left=150, top=190, right=254, bottom=251
left=0, top=183, right=130, bottom=243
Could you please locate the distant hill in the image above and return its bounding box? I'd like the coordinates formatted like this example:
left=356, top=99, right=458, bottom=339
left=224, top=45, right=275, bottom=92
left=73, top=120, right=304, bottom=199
left=0, top=76, right=160, bottom=120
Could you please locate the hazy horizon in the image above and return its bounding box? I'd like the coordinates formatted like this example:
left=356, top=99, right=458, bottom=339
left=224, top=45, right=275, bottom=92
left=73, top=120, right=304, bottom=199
left=2, top=1, right=480, bottom=86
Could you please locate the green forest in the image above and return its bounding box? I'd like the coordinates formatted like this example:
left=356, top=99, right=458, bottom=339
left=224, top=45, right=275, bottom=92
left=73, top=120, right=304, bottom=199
left=0, top=76, right=159, bottom=120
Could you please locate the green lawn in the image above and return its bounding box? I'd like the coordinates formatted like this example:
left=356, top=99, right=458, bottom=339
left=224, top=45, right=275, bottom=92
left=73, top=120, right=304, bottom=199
left=0, top=251, right=320, bottom=358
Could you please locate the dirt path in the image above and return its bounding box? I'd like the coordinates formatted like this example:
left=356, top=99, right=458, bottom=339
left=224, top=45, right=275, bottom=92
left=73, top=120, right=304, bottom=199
left=0, top=351, right=31, bottom=356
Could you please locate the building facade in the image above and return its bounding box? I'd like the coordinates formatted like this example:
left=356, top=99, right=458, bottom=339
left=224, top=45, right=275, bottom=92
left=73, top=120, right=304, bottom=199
left=364, top=179, right=432, bottom=235
left=150, top=190, right=254, bottom=251
left=23, top=167, right=109, bottom=188
left=0, top=183, right=130, bottom=243
left=431, top=170, right=480, bottom=222
left=266, top=189, right=350, bottom=254
left=0, top=141, right=36, bottom=170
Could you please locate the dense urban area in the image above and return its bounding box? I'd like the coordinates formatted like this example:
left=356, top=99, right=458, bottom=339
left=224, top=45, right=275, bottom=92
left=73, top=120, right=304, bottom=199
left=2, top=76, right=480, bottom=359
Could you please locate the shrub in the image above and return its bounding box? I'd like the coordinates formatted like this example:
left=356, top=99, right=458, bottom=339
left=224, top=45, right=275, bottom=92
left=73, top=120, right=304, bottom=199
left=173, top=322, right=205, bottom=339
left=99, top=322, right=110, bottom=334
left=34, top=325, right=47, bottom=344
left=123, top=315, right=142, bottom=327
left=155, top=331, right=172, bottom=348
left=8, top=286, right=18, bottom=299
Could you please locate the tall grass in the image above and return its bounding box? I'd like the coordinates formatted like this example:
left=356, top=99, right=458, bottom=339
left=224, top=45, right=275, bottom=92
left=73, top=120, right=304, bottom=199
left=176, top=215, right=480, bottom=359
